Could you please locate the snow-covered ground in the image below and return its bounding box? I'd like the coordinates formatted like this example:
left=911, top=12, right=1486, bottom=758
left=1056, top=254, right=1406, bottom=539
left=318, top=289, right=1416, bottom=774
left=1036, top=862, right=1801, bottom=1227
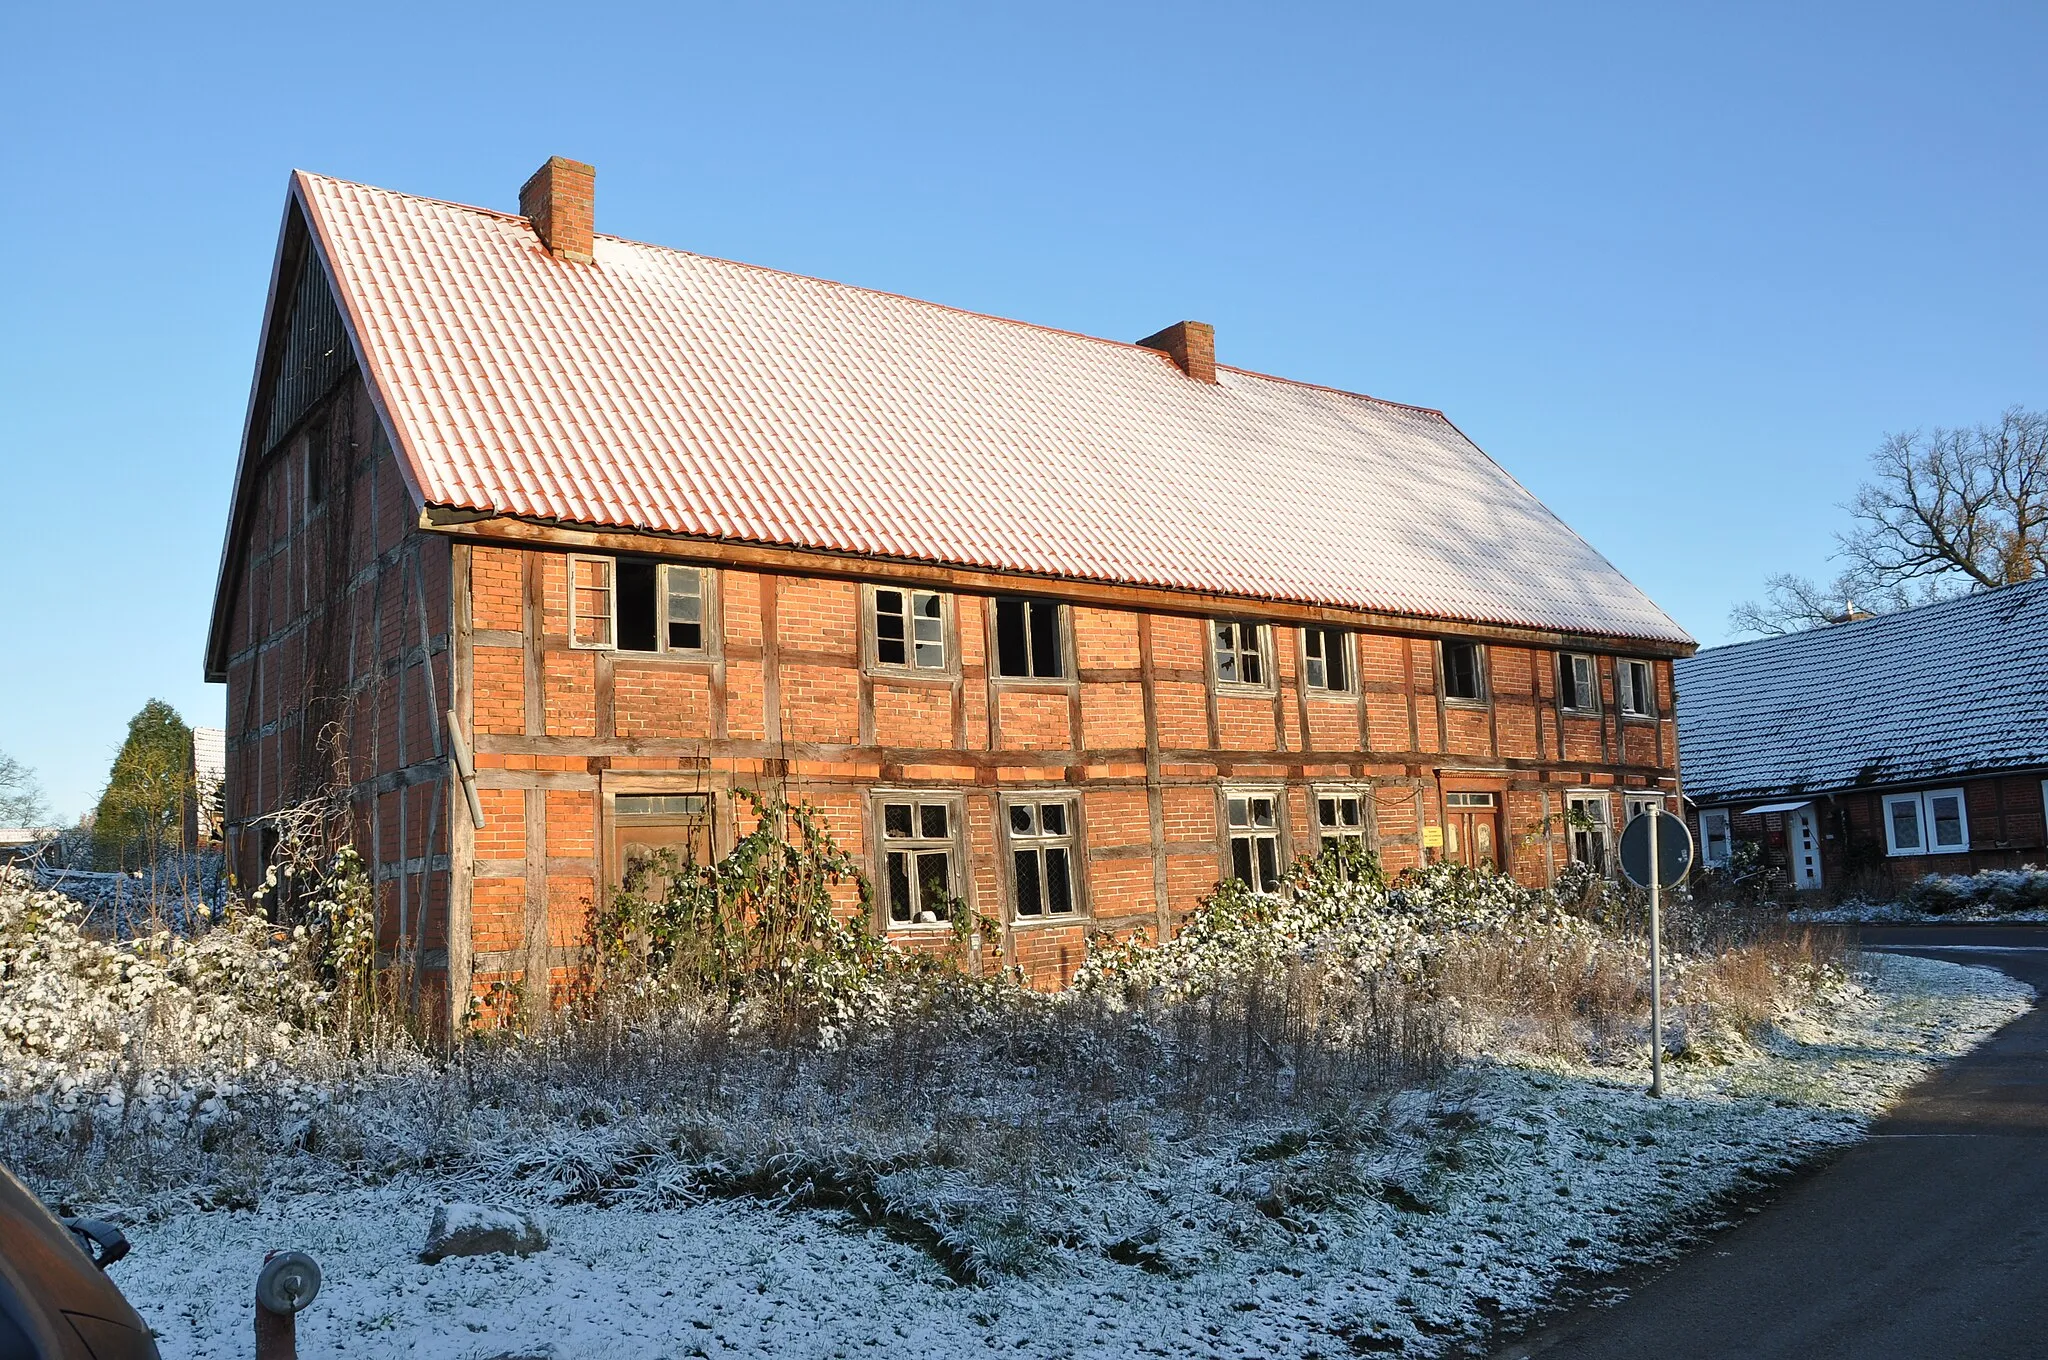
left=107, top=953, right=2032, bottom=1360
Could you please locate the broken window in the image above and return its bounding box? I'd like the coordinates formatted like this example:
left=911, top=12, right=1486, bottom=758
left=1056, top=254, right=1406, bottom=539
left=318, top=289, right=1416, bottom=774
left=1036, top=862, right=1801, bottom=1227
left=1567, top=793, right=1610, bottom=874
left=1558, top=653, right=1598, bottom=712
left=1618, top=659, right=1656, bottom=717
left=1008, top=798, right=1079, bottom=918
left=879, top=797, right=959, bottom=925
left=1226, top=791, right=1283, bottom=892
left=1315, top=790, right=1369, bottom=853
left=568, top=555, right=615, bottom=649
left=994, top=598, right=1065, bottom=679
left=1303, top=627, right=1352, bottom=693
left=1213, top=620, right=1269, bottom=688
left=1441, top=641, right=1484, bottom=702
left=874, top=588, right=948, bottom=671
left=614, top=793, right=714, bottom=897
left=573, top=557, right=711, bottom=654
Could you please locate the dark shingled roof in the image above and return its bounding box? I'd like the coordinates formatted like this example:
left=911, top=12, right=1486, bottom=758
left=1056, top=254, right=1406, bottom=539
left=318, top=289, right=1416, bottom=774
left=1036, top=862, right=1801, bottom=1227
left=1675, top=578, right=2048, bottom=804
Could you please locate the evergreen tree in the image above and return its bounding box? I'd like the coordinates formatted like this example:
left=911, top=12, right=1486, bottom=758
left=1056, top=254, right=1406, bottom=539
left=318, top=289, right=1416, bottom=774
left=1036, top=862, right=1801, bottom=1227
left=93, top=699, right=194, bottom=871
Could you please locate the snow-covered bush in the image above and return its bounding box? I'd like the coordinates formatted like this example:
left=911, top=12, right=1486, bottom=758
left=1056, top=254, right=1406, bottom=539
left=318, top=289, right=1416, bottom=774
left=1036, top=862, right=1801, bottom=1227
left=1902, top=866, right=2048, bottom=916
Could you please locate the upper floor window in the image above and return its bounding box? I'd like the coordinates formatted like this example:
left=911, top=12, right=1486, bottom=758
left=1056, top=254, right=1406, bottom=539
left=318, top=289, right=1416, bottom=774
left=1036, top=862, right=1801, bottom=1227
left=568, top=555, right=714, bottom=656
left=1226, top=790, right=1283, bottom=891
left=1302, top=626, right=1353, bottom=694
left=993, top=598, right=1065, bottom=679
left=1007, top=797, right=1080, bottom=919
left=1618, top=659, right=1656, bottom=717
left=1441, top=640, right=1485, bottom=702
left=876, top=794, right=961, bottom=925
left=1213, top=620, right=1271, bottom=689
left=1883, top=788, right=1968, bottom=856
left=1558, top=653, right=1598, bottom=713
left=871, top=587, right=949, bottom=673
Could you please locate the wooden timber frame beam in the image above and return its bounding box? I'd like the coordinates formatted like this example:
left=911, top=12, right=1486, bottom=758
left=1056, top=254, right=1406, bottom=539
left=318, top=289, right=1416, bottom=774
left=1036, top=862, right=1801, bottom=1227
left=418, top=510, right=1699, bottom=661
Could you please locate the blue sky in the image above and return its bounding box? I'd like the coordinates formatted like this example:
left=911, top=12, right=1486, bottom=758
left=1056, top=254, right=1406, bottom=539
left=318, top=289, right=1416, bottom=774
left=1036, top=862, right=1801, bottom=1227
left=2, top=2, right=2042, bottom=820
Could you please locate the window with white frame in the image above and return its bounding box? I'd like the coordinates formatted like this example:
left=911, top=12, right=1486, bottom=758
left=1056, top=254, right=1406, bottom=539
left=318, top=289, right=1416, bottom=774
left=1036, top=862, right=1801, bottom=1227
left=1618, top=659, right=1656, bottom=717
left=568, top=556, right=714, bottom=655
left=1558, top=653, right=1598, bottom=713
left=1566, top=792, right=1610, bottom=873
left=1226, top=790, right=1283, bottom=891
left=1441, top=640, right=1485, bottom=702
left=1883, top=788, right=1969, bottom=856
left=876, top=795, right=961, bottom=925
left=1213, top=620, right=1271, bottom=688
left=1007, top=797, right=1080, bottom=919
left=871, top=587, right=948, bottom=672
left=1699, top=809, right=1733, bottom=867
left=1623, top=793, right=1667, bottom=824
left=993, top=598, right=1065, bottom=679
left=1314, top=789, right=1370, bottom=852
left=1302, top=626, right=1354, bottom=694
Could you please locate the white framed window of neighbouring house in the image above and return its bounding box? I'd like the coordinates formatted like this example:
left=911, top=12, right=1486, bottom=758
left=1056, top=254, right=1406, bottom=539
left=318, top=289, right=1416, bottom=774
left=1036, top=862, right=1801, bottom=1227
left=1883, top=788, right=1969, bottom=857
left=1700, top=808, right=1732, bottom=868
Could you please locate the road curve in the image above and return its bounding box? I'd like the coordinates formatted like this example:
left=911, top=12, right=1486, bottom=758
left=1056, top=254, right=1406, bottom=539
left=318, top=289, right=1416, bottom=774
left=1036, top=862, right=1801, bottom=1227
left=1489, top=923, right=2048, bottom=1360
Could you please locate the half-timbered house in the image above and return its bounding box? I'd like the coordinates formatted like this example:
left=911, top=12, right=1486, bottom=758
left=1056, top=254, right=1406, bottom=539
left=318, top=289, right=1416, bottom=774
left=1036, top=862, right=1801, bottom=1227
left=206, top=157, right=1695, bottom=1021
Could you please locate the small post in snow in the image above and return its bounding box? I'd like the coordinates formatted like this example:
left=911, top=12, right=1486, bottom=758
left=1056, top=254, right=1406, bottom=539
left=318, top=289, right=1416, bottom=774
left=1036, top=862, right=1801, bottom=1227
left=254, top=1250, right=321, bottom=1360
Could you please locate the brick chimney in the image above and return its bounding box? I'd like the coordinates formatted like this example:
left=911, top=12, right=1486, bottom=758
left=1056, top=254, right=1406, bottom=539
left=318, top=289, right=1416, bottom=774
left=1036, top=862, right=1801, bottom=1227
left=1137, top=320, right=1216, bottom=384
left=519, top=156, right=596, bottom=264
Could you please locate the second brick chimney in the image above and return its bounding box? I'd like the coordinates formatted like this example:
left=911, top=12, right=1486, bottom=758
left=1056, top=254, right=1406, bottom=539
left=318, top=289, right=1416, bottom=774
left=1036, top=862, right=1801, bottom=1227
left=520, top=156, right=596, bottom=264
left=1137, top=320, right=1216, bottom=384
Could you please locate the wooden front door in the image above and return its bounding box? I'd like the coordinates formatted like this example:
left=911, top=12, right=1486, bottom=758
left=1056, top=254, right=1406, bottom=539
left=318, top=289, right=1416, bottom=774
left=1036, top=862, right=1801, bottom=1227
left=612, top=793, right=716, bottom=894
left=1443, top=792, right=1501, bottom=871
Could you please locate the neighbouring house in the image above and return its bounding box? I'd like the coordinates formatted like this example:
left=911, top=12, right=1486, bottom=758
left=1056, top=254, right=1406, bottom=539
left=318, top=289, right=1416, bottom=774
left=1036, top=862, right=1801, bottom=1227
left=184, top=726, right=226, bottom=851
left=205, top=156, right=1693, bottom=1022
left=1676, top=579, right=2048, bottom=897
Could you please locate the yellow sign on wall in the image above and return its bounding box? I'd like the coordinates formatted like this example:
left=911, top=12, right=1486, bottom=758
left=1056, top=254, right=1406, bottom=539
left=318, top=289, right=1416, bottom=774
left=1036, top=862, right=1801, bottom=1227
left=1421, top=825, right=1444, bottom=849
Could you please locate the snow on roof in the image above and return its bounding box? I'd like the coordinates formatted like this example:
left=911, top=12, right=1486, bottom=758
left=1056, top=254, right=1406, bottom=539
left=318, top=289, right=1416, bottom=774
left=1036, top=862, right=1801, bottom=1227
left=288, top=171, right=1691, bottom=646
left=1675, top=578, right=2048, bottom=803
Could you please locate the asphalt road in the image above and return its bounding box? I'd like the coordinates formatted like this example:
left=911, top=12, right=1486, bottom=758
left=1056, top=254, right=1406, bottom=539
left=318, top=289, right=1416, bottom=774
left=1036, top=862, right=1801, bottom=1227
left=1490, top=923, right=2048, bottom=1360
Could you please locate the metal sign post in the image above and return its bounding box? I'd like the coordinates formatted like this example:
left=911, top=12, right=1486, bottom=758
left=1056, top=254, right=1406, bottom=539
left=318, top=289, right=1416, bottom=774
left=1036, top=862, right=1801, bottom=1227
left=1619, top=804, right=1693, bottom=1101
left=1648, top=808, right=1663, bottom=1098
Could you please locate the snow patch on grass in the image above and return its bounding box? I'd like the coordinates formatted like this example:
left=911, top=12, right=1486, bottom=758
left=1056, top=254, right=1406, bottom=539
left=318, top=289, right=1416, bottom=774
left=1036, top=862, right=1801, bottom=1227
left=104, top=953, right=2030, bottom=1360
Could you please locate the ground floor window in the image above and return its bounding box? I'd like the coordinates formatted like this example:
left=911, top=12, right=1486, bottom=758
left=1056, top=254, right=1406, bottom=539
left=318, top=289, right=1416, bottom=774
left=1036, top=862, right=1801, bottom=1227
left=1700, top=808, right=1732, bottom=867
left=876, top=795, right=961, bottom=925
left=1566, top=793, right=1610, bottom=873
left=1883, top=788, right=1968, bottom=856
left=1315, top=789, right=1369, bottom=853
left=1006, top=796, right=1080, bottom=919
left=1226, top=790, right=1283, bottom=891
left=613, top=792, right=715, bottom=895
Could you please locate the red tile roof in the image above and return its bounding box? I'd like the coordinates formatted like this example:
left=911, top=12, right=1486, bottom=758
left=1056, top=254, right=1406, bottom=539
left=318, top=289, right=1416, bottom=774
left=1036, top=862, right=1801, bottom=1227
left=290, top=170, right=1691, bottom=646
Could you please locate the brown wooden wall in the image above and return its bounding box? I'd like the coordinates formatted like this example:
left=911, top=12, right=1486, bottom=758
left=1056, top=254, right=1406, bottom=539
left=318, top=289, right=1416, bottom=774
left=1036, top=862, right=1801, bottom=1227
left=454, top=541, right=1683, bottom=1000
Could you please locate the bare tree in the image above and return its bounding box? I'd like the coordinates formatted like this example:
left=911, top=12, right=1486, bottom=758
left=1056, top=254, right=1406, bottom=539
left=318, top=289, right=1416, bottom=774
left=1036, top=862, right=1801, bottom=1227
left=1731, top=407, right=2046, bottom=636
left=0, top=749, right=50, bottom=826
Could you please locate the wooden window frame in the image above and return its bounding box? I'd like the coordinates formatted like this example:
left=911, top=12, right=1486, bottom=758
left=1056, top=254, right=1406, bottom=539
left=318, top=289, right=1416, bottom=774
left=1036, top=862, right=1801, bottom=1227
left=987, top=596, right=1074, bottom=685
left=566, top=554, right=722, bottom=659
left=1565, top=790, right=1612, bottom=874
left=1300, top=626, right=1358, bottom=698
left=1617, top=658, right=1657, bottom=719
left=1221, top=785, right=1288, bottom=891
left=863, top=584, right=958, bottom=679
left=1622, top=793, right=1669, bottom=824
left=1558, top=652, right=1600, bottom=715
left=600, top=774, right=729, bottom=888
left=998, top=790, right=1088, bottom=925
left=567, top=553, right=616, bottom=650
left=1439, top=639, right=1488, bottom=706
left=869, top=789, right=969, bottom=930
left=1884, top=787, right=1969, bottom=857
left=1310, top=783, right=1377, bottom=855
left=1210, top=619, right=1276, bottom=695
